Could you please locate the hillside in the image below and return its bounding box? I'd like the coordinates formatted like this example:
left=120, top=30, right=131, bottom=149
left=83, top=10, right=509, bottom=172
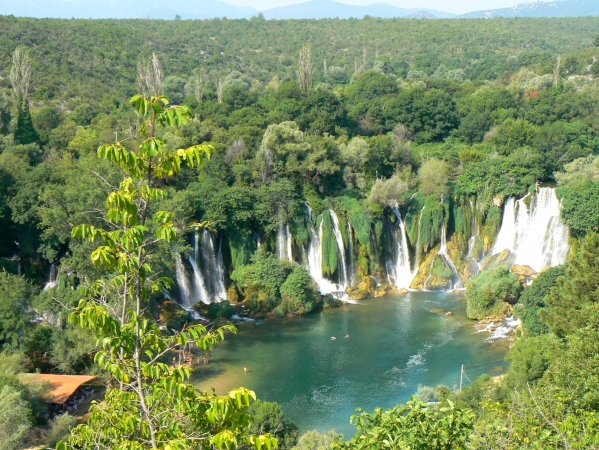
left=261, top=0, right=455, bottom=20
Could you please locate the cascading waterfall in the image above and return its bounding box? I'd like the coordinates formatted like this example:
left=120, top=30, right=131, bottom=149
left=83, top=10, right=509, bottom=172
left=491, top=188, right=569, bottom=272
left=306, top=204, right=350, bottom=299
left=389, top=206, right=416, bottom=290
left=175, top=253, right=192, bottom=308
left=187, top=231, right=228, bottom=305
left=43, top=263, right=58, bottom=291
left=276, top=224, right=293, bottom=261
left=347, top=223, right=355, bottom=286
left=329, top=210, right=349, bottom=289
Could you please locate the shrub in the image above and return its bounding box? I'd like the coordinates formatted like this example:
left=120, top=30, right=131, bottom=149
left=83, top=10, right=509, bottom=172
left=277, top=267, right=321, bottom=316
left=466, top=266, right=522, bottom=319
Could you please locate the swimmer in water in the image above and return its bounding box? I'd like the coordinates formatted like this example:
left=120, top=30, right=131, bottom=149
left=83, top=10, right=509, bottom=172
left=331, top=336, right=337, bottom=340
left=345, top=333, right=350, bottom=338
left=244, top=367, right=248, bottom=373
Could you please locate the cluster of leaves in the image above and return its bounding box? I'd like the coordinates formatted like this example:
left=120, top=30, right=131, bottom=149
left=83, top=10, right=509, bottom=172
left=465, top=266, right=522, bottom=319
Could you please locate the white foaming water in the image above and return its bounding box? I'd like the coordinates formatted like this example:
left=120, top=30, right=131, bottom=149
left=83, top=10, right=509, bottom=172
left=306, top=205, right=350, bottom=301
left=276, top=224, right=293, bottom=261
left=492, top=188, right=570, bottom=272
left=43, top=263, right=58, bottom=291
left=175, top=253, right=192, bottom=308
left=329, top=210, right=349, bottom=289
left=390, top=206, right=416, bottom=290
left=188, top=231, right=228, bottom=305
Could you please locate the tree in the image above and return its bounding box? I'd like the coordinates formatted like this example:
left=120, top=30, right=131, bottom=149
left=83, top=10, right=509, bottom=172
left=517, top=265, right=564, bottom=336
left=293, top=430, right=343, bottom=450
left=335, top=399, right=473, bottom=450
left=418, top=158, right=450, bottom=198
left=543, top=232, right=599, bottom=337
left=58, top=93, right=277, bottom=449
left=297, top=46, right=314, bottom=95
left=368, top=175, right=409, bottom=207
left=0, top=385, right=32, bottom=450
left=247, top=401, right=299, bottom=449
left=10, top=47, right=39, bottom=145
left=0, top=271, right=35, bottom=349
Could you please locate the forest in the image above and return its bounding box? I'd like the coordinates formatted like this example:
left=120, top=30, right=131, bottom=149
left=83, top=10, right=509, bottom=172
left=1, top=14, right=599, bottom=450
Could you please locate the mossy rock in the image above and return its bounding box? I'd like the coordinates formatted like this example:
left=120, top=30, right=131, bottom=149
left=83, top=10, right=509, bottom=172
left=348, top=289, right=371, bottom=300
left=480, top=249, right=514, bottom=271
left=159, top=300, right=193, bottom=330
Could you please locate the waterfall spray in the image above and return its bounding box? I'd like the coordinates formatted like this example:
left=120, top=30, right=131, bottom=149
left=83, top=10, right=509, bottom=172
left=43, top=264, right=58, bottom=291
left=390, top=206, right=416, bottom=290
left=492, top=188, right=569, bottom=272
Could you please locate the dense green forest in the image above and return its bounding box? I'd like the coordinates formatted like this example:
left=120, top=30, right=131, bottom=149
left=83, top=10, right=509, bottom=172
left=1, top=15, right=599, bottom=449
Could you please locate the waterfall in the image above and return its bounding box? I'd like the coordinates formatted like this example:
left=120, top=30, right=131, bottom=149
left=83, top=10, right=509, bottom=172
left=347, top=223, right=355, bottom=286
left=438, top=222, right=463, bottom=290
left=276, top=224, right=293, bottom=261
left=329, top=210, right=349, bottom=288
left=43, top=264, right=58, bottom=291
left=187, top=231, right=228, bottom=305
left=390, top=206, right=416, bottom=290
left=306, top=204, right=350, bottom=300
left=491, top=188, right=569, bottom=272
left=175, top=253, right=192, bottom=308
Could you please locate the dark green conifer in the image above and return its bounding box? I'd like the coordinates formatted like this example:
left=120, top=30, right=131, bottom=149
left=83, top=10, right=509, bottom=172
left=14, top=102, right=39, bottom=145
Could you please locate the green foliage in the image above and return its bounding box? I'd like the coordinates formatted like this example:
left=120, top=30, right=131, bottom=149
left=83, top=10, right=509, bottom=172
left=59, top=94, right=277, bottom=450
left=293, top=430, right=343, bottom=450
left=0, top=271, right=36, bottom=349
left=516, top=265, right=565, bottom=336
left=277, top=266, right=320, bottom=316
left=46, top=414, right=78, bottom=448
left=247, top=400, right=299, bottom=450
left=0, top=385, right=32, bottom=450
left=559, top=180, right=599, bottom=236
left=336, top=399, right=473, bottom=450
left=232, top=252, right=294, bottom=304
left=14, top=103, right=39, bottom=145
left=543, top=232, right=599, bottom=337
left=418, top=158, right=450, bottom=197
left=203, top=301, right=236, bottom=319
left=506, top=334, right=563, bottom=387
left=466, top=266, right=522, bottom=319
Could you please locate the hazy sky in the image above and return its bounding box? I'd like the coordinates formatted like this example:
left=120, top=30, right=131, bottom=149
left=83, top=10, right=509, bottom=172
left=226, top=0, right=545, bottom=14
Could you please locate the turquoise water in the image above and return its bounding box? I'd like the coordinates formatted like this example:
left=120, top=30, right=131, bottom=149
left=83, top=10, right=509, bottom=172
left=192, top=292, right=509, bottom=437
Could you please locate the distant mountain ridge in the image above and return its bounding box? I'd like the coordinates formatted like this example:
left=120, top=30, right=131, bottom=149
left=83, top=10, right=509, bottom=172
left=461, top=0, right=599, bottom=18
left=0, top=0, right=258, bottom=19
left=1, top=0, right=598, bottom=20
left=261, top=0, right=455, bottom=19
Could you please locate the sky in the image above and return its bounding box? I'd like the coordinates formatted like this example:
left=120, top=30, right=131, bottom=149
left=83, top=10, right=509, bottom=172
left=225, top=0, right=547, bottom=14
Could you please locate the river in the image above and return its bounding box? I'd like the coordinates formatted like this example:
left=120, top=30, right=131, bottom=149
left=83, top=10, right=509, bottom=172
left=192, top=292, right=510, bottom=437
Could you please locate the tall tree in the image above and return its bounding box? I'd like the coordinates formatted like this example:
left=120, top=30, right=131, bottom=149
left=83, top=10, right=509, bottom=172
left=59, top=90, right=277, bottom=449
left=10, top=47, right=38, bottom=145
left=297, top=46, right=314, bottom=95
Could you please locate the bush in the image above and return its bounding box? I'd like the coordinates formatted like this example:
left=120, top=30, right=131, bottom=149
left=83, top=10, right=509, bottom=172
left=46, top=414, right=77, bottom=448
left=466, top=266, right=522, bottom=319
left=247, top=400, right=299, bottom=449
left=516, top=265, right=565, bottom=336
left=293, top=429, right=343, bottom=450
left=277, top=267, right=321, bottom=316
